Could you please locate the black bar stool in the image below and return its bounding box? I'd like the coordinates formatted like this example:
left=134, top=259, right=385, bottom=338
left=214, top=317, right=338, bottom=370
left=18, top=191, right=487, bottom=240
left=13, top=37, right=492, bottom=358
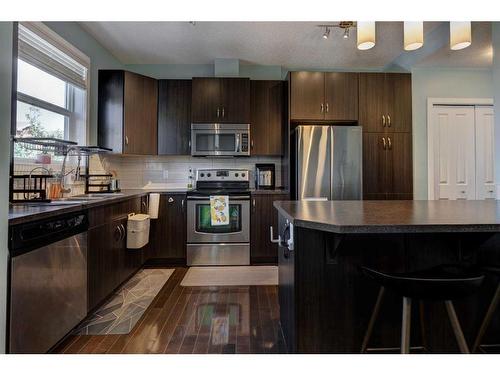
left=472, top=265, right=500, bottom=353
left=360, top=264, right=484, bottom=354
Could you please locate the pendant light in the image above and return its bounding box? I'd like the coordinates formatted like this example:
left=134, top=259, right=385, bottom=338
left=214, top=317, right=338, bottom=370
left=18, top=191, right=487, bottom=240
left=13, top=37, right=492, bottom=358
left=404, top=22, right=423, bottom=51
left=357, top=21, right=376, bottom=50
left=450, top=21, right=471, bottom=50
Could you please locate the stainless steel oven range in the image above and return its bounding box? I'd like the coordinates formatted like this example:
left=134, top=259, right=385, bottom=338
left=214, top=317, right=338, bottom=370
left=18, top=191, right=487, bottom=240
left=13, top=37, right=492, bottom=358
left=187, top=169, right=250, bottom=266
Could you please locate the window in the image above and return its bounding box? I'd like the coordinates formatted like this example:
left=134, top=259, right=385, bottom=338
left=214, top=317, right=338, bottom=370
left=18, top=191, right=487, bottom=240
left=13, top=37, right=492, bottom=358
left=14, top=22, right=90, bottom=160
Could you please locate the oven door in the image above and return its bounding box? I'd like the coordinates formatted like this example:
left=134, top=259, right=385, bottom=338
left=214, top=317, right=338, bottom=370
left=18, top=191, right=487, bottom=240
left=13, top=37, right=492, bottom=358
left=191, top=130, right=247, bottom=156
left=187, top=198, right=250, bottom=243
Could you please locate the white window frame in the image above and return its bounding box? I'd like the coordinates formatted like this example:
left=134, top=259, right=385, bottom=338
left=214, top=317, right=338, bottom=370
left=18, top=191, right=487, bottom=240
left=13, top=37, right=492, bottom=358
left=16, top=22, right=90, bottom=147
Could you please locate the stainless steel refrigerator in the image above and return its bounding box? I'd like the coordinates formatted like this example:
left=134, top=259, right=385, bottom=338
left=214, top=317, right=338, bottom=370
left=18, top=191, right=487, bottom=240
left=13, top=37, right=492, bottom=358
left=294, top=125, right=362, bottom=200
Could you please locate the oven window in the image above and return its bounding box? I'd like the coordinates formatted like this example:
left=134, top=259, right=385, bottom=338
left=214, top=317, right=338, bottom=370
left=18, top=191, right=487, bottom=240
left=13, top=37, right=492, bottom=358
left=196, top=204, right=242, bottom=233
left=196, top=134, right=216, bottom=151
left=217, top=134, right=236, bottom=151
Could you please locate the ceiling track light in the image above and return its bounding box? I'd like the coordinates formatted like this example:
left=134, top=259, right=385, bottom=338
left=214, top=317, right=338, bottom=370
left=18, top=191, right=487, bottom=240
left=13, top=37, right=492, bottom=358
left=322, top=27, right=331, bottom=40
left=318, top=21, right=354, bottom=41
left=450, top=21, right=471, bottom=50
left=404, top=21, right=424, bottom=51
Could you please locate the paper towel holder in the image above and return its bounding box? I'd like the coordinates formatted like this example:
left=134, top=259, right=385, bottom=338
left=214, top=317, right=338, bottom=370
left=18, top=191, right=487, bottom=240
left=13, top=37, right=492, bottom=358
left=148, top=193, right=161, bottom=219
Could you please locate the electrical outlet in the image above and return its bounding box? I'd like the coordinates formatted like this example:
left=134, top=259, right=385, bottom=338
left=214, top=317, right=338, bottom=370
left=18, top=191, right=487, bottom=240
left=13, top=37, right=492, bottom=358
left=163, top=170, right=169, bottom=179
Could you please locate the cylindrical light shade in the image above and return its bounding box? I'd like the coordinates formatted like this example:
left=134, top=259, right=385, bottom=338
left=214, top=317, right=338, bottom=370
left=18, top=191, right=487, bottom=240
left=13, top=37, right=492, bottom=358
left=404, top=22, right=423, bottom=51
left=450, top=21, right=471, bottom=50
left=357, top=21, right=376, bottom=50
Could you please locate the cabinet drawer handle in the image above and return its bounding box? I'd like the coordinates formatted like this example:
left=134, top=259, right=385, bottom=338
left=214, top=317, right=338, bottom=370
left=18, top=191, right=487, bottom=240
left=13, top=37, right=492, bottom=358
left=168, top=197, right=174, bottom=203
left=387, top=137, right=392, bottom=150
left=387, top=115, right=391, bottom=127
left=382, top=137, right=387, bottom=150
left=382, top=115, right=386, bottom=127
left=320, top=103, right=324, bottom=113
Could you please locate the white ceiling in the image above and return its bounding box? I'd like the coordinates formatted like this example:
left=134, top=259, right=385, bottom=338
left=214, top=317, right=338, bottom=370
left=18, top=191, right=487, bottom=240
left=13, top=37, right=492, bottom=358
left=79, top=21, right=492, bottom=69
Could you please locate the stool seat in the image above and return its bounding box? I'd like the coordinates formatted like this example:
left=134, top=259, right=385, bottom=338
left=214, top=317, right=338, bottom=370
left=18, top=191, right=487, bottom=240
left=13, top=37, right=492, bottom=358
left=361, top=264, right=484, bottom=300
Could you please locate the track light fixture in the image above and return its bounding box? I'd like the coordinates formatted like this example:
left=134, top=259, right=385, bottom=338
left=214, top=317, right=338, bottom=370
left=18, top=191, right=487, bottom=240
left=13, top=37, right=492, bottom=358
left=322, top=27, right=331, bottom=40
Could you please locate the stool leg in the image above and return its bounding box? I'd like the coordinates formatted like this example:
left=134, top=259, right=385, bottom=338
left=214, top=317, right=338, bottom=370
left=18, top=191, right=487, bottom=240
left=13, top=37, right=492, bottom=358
left=445, top=300, right=470, bottom=354
left=472, top=283, right=500, bottom=353
left=361, top=286, right=385, bottom=353
left=419, top=301, right=428, bottom=352
left=401, top=297, right=412, bottom=354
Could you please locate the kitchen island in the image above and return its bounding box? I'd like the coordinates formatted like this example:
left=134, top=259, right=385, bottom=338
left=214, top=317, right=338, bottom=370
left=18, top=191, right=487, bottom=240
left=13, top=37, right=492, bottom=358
left=273, top=200, right=500, bottom=353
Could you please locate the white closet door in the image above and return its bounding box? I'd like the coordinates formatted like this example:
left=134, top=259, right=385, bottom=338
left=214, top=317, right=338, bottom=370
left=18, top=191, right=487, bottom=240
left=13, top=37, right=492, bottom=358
left=475, top=106, right=496, bottom=199
left=431, top=106, right=476, bottom=200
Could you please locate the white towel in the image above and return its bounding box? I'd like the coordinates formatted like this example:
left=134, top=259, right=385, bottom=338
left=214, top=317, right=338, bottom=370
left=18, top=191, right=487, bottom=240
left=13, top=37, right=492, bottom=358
left=148, top=193, right=160, bottom=219
left=210, top=195, right=229, bottom=226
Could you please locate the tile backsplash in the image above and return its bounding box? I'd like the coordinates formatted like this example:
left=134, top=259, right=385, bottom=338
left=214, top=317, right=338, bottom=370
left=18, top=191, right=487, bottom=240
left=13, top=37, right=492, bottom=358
left=92, top=155, right=283, bottom=189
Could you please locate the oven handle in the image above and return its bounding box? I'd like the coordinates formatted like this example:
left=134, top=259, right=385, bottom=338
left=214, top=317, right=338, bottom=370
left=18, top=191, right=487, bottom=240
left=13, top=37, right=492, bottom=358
left=187, top=196, right=250, bottom=200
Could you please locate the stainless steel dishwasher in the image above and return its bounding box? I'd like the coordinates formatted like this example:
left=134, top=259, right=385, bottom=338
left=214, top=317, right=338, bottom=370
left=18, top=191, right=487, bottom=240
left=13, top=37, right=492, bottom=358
left=8, top=210, right=88, bottom=353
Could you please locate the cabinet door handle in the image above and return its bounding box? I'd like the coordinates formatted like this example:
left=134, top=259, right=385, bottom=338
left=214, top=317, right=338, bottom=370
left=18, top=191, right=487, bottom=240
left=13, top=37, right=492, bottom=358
left=125, top=136, right=129, bottom=145
left=217, top=107, right=220, bottom=118
left=382, top=115, right=386, bottom=127
left=387, top=137, right=392, bottom=150
left=320, top=103, right=324, bottom=113
left=251, top=139, right=254, bottom=149
left=221, top=107, right=225, bottom=118
left=120, top=224, right=126, bottom=241
left=387, top=115, right=391, bottom=127
left=115, top=225, right=122, bottom=242
left=326, top=103, right=329, bottom=113
left=382, top=137, right=387, bottom=150
left=181, top=199, right=185, bottom=211
left=188, top=140, right=191, bottom=149
left=168, top=197, right=174, bottom=203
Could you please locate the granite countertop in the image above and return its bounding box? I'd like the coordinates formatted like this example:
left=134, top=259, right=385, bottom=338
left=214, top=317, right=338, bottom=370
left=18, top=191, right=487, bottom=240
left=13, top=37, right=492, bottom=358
left=251, top=188, right=289, bottom=195
left=273, top=200, right=500, bottom=234
left=9, top=189, right=149, bottom=226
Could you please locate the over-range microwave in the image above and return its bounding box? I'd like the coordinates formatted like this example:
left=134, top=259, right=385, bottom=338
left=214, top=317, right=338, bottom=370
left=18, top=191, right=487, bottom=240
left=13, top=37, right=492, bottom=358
left=191, top=123, right=250, bottom=157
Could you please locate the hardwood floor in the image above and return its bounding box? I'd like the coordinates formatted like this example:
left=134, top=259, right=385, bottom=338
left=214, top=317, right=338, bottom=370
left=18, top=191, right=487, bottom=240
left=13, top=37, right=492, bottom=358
left=53, top=267, right=287, bottom=354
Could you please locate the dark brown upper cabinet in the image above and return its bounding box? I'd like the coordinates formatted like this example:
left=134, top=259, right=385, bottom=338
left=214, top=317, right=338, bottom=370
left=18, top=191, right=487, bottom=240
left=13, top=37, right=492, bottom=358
left=158, top=80, right=192, bottom=155
left=250, top=80, right=283, bottom=156
left=359, top=73, right=412, bottom=133
left=290, top=71, right=358, bottom=121
left=363, top=132, right=412, bottom=200
left=98, top=70, right=158, bottom=155
left=191, top=77, right=250, bottom=123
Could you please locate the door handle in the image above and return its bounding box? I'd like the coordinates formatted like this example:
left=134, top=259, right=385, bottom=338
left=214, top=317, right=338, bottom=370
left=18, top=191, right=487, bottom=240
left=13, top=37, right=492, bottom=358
left=270, top=226, right=281, bottom=244
left=382, top=137, right=387, bottom=150
left=387, top=137, right=392, bottom=150
left=382, top=115, right=386, bottom=127
left=387, top=115, right=391, bottom=127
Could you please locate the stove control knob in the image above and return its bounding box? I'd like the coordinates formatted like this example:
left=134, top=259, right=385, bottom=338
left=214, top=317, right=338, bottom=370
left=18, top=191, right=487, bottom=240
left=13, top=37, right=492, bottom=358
left=235, top=173, right=239, bottom=177
left=207, top=173, right=211, bottom=177
left=200, top=173, right=205, bottom=177
left=242, top=173, right=246, bottom=178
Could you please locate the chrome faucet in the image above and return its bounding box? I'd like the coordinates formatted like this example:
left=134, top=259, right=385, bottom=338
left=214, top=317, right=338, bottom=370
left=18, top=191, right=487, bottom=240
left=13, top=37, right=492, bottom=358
left=60, top=145, right=83, bottom=195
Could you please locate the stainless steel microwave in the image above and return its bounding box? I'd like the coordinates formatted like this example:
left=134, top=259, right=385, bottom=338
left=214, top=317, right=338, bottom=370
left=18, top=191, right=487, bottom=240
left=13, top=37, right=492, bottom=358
left=191, top=123, right=250, bottom=157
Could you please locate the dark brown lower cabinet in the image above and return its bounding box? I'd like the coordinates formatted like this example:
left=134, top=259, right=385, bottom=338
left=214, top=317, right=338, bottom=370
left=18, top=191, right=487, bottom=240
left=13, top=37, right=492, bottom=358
left=148, top=193, right=187, bottom=264
left=251, top=193, right=289, bottom=264
left=87, top=196, right=145, bottom=312
left=363, top=132, right=413, bottom=200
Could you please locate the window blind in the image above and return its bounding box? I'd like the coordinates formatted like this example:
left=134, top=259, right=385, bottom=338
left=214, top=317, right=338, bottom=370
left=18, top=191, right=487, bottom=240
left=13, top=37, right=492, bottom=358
left=18, top=23, right=89, bottom=90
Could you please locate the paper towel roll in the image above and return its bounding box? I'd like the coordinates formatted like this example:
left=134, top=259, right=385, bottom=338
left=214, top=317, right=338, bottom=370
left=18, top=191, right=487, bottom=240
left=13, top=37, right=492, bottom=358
left=148, top=193, right=160, bottom=219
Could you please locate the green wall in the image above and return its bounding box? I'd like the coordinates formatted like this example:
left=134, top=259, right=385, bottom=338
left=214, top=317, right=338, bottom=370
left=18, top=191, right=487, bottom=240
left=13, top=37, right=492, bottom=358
left=0, top=22, right=13, bottom=353
left=411, top=67, right=494, bottom=200
left=43, top=22, right=124, bottom=145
